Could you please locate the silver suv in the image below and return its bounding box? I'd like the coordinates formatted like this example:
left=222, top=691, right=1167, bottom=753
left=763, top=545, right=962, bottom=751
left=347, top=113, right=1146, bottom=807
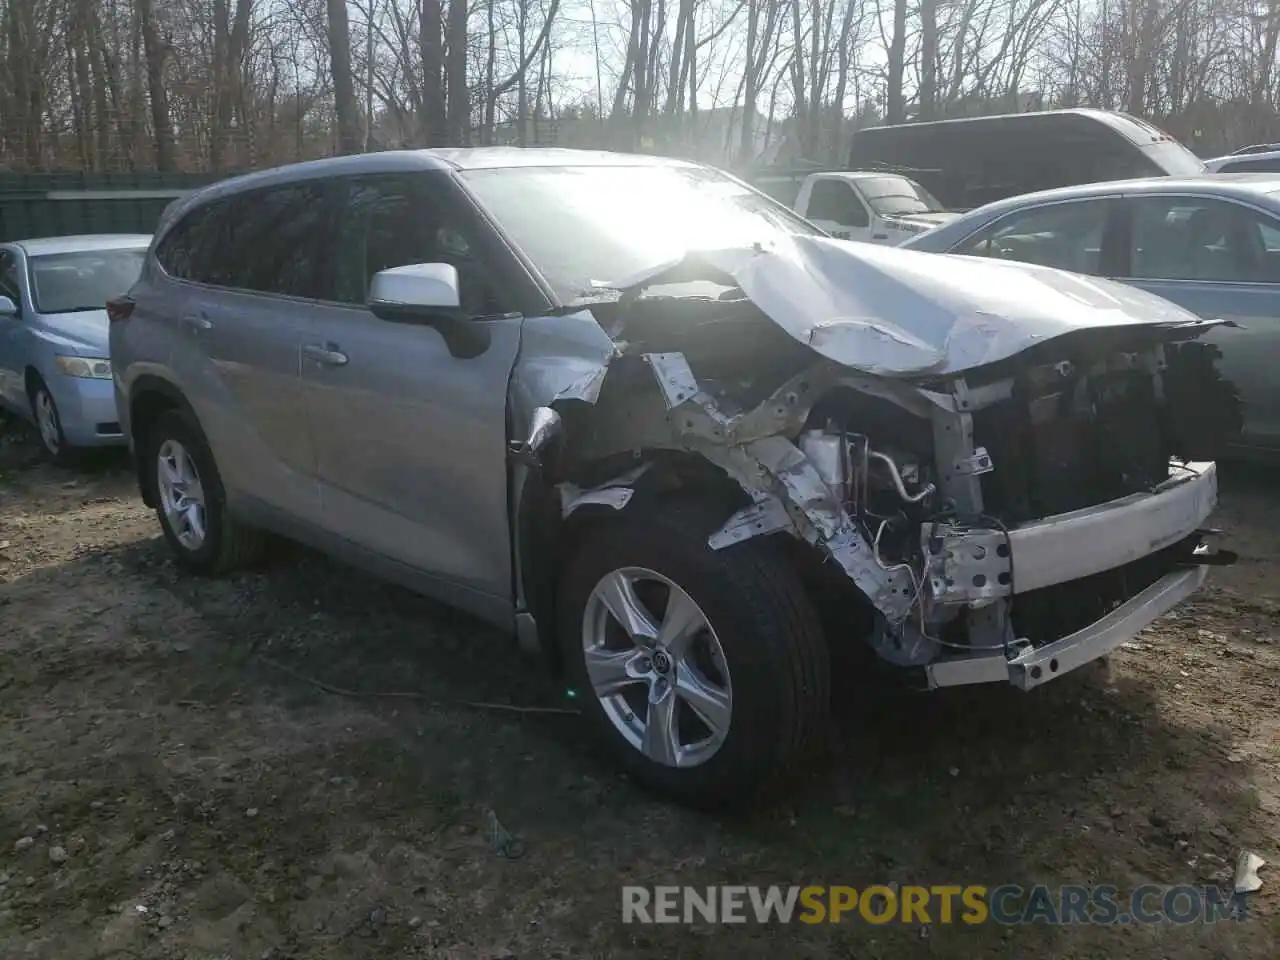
left=111, top=148, right=1235, bottom=807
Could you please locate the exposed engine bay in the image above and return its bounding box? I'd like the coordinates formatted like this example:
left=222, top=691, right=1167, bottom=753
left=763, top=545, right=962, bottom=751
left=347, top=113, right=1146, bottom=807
left=508, top=238, right=1240, bottom=689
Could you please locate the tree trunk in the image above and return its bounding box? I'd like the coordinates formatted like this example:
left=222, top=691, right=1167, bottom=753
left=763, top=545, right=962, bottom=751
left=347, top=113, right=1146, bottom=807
left=886, top=0, right=906, bottom=123
left=445, top=0, right=468, bottom=144
left=918, top=0, right=938, bottom=119
left=327, top=0, right=363, bottom=154
left=137, top=0, right=175, bottom=170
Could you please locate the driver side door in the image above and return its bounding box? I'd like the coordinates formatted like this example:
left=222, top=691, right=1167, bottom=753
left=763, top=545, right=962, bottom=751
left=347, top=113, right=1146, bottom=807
left=299, top=171, right=527, bottom=624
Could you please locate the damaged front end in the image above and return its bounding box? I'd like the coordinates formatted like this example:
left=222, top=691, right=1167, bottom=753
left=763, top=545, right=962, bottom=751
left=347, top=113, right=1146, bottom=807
left=507, top=236, right=1240, bottom=690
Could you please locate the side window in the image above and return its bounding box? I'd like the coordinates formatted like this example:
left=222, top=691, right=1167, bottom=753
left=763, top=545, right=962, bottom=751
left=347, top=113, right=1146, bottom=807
left=1128, top=196, right=1279, bottom=283
left=155, top=205, right=218, bottom=282
left=807, top=180, right=870, bottom=229
left=204, top=183, right=330, bottom=297
left=953, top=200, right=1111, bottom=275
left=325, top=174, right=503, bottom=315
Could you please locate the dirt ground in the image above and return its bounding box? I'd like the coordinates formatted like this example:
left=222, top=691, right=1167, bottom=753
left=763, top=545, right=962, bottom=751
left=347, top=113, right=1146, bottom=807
left=0, top=412, right=1276, bottom=960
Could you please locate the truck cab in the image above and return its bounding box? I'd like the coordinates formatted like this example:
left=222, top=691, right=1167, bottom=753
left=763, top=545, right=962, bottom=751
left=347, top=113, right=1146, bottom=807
left=786, top=172, right=959, bottom=245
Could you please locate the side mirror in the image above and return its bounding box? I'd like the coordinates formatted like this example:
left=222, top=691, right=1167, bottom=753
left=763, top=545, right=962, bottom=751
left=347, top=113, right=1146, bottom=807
left=0, top=295, right=17, bottom=317
left=368, top=262, right=461, bottom=314
left=367, top=262, right=490, bottom=359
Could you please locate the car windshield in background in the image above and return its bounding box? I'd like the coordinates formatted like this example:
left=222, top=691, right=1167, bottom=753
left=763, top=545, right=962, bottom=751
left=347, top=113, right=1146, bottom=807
left=859, top=177, right=945, bottom=216
left=460, top=164, right=822, bottom=302
left=1143, top=138, right=1207, bottom=177
left=29, top=248, right=146, bottom=314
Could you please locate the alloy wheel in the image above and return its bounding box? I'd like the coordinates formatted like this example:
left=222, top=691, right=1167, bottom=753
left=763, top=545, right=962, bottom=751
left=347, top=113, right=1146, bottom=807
left=157, top=439, right=207, bottom=550
left=581, top=566, right=733, bottom=768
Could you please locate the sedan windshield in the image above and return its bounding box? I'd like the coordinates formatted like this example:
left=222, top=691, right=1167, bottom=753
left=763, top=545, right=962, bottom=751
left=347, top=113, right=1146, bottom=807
left=460, top=164, right=823, bottom=302
left=859, top=176, right=945, bottom=216
left=29, top=248, right=145, bottom=314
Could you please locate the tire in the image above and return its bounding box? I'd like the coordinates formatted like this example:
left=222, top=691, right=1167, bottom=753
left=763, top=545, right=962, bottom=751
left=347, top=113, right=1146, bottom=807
left=557, top=498, right=830, bottom=808
left=29, top=378, right=80, bottom=467
left=148, top=408, right=265, bottom=574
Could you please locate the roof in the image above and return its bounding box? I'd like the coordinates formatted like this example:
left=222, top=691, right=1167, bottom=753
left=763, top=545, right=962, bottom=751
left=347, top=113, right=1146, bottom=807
left=11, top=234, right=151, bottom=256
left=957, top=173, right=1280, bottom=218
left=162, top=147, right=700, bottom=226
left=195, top=147, right=689, bottom=190
left=852, top=109, right=1171, bottom=144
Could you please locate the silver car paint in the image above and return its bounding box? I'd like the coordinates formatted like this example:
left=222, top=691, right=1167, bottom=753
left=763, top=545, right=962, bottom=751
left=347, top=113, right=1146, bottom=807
left=113, top=150, right=1228, bottom=686
left=297, top=299, right=523, bottom=615
left=902, top=174, right=1280, bottom=453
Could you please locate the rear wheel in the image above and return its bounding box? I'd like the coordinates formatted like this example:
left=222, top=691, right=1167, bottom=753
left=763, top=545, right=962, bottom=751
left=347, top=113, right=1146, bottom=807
left=558, top=499, right=830, bottom=808
left=149, top=409, right=265, bottom=574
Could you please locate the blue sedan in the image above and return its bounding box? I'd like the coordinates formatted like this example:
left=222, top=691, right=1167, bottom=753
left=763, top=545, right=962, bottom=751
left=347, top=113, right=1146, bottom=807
left=902, top=174, right=1280, bottom=459
left=0, top=234, right=149, bottom=464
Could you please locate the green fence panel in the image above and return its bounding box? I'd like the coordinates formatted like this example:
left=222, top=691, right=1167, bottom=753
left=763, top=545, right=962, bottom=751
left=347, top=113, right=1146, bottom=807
left=0, top=172, right=239, bottom=243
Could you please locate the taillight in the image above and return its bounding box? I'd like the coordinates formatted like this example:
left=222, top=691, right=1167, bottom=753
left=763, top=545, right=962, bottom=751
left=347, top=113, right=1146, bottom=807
left=107, top=296, right=135, bottom=323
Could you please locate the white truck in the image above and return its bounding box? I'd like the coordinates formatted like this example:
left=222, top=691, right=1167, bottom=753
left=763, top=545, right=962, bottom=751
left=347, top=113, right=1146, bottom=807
left=754, top=170, right=961, bottom=245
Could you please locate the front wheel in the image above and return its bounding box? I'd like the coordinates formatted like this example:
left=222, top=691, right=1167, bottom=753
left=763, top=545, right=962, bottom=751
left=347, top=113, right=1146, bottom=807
left=558, top=499, right=830, bottom=808
left=29, top=379, right=79, bottom=467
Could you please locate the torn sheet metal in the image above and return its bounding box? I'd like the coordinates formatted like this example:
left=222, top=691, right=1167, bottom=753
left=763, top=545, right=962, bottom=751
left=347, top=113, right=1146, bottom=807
left=644, top=352, right=842, bottom=447
left=1233, top=850, right=1265, bottom=895
left=708, top=495, right=794, bottom=550
left=559, top=464, right=653, bottom=518
left=613, top=237, right=1225, bottom=377
left=510, top=310, right=621, bottom=413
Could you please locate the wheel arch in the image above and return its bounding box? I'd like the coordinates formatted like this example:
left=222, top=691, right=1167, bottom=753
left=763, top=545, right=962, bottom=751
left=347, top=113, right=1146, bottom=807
left=514, top=447, right=757, bottom=672
left=127, top=375, right=204, bottom=508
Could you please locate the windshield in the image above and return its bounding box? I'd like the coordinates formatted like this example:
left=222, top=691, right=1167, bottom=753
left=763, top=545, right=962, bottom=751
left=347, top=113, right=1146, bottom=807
left=460, top=164, right=822, bottom=302
left=858, top=176, right=945, bottom=216
left=29, top=248, right=145, bottom=313
left=1141, top=139, right=1206, bottom=177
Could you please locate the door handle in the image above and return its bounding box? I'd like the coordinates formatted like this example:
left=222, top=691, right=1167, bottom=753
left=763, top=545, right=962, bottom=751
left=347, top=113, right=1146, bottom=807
left=303, top=343, right=349, bottom=366
left=872, top=233, right=890, bottom=240
left=181, top=312, right=213, bottom=331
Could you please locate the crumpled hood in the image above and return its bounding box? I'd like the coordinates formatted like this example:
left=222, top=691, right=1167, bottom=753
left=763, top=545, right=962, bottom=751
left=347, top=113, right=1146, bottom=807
left=613, top=236, right=1219, bottom=377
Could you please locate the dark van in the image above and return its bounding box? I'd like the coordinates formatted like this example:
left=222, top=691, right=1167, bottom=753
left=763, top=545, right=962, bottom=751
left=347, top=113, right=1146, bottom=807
left=847, top=108, right=1206, bottom=211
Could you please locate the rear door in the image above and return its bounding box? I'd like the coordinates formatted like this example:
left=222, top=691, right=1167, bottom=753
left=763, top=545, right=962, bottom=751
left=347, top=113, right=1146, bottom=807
left=297, top=171, right=526, bottom=622
left=161, top=185, right=326, bottom=520
left=1116, top=193, right=1280, bottom=451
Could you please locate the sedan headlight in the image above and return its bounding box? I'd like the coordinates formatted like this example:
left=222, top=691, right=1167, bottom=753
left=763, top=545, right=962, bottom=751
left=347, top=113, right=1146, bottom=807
left=54, top=355, right=112, bottom=379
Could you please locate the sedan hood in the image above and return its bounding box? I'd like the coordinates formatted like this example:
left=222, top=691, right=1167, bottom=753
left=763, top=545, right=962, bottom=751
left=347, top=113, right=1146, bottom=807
left=35, top=310, right=110, bottom=354
left=612, top=236, right=1219, bottom=377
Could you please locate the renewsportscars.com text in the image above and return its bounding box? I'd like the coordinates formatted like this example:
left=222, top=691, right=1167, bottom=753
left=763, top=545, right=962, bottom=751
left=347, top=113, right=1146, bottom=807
left=621, top=884, right=1248, bottom=926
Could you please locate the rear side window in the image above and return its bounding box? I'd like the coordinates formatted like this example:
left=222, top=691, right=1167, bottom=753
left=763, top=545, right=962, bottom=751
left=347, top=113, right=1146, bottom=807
left=1127, top=196, right=1280, bottom=283
left=155, top=204, right=218, bottom=282
left=209, top=183, right=330, bottom=296
left=154, top=182, right=330, bottom=298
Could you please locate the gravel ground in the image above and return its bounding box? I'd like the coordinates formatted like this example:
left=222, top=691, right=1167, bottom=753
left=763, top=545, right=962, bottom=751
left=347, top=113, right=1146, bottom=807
left=0, top=412, right=1276, bottom=959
